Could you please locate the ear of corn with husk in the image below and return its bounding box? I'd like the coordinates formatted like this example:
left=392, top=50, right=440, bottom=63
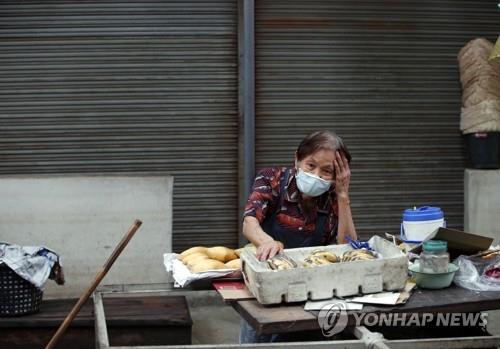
left=265, top=248, right=378, bottom=270
left=300, top=250, right=340, bottom=267
left=341, top=249, right=377, bottom=262
left=267, top=254, right=297, bottom=270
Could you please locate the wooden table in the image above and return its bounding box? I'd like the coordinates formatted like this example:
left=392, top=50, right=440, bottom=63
left=231, top=285, right=500, bottom=335
left=0, top=295, right=192, bottom=349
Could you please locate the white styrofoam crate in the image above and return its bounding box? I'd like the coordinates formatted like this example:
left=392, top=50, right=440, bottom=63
left=241, top=235, right=408, bottom=305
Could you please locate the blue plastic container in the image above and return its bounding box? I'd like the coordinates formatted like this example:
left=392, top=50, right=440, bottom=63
left=401, top=206, right=445, bottom=242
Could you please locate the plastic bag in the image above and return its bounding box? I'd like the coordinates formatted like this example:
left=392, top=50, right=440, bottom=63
left=490, top=36, right=500, bottom=60
left=454, top=254, right=500, bottom=291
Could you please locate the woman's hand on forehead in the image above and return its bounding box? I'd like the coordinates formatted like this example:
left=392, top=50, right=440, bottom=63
left=333, top=150, right=351, bottom=197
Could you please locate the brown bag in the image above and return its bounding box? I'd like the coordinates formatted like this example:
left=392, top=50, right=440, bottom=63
left=462, top=76, right=500, bottom=107
left=461, top=100, right=500, bottom=133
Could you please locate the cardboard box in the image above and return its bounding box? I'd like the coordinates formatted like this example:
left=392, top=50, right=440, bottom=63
left=414, top=227, right=493, bottom=259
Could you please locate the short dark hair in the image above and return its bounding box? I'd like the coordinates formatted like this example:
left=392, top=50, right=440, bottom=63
left=296, top=130, right=351, bottom=163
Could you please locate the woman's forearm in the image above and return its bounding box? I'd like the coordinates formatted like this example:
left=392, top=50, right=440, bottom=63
left=243, top=216, right=284, bottom=260
left=242, top=216, right=274, bottom=247
left=336, top=195, right=357, bottom=244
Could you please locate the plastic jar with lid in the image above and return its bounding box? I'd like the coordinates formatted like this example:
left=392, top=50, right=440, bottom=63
left=419, top=240, right=449, bottom=273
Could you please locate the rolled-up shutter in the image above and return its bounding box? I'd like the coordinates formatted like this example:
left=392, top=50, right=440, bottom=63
left=0, top=1, right=238, bottom=251
left=255, top=0, right=499, bottom=237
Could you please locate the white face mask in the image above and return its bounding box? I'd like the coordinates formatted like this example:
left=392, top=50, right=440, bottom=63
left=295, top=168, right=331, bottom=197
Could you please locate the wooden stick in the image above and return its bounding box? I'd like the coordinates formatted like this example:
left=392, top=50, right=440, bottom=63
left=45, top=219, right=142, bottom=349
left=471, top=248, right=500, bottom=258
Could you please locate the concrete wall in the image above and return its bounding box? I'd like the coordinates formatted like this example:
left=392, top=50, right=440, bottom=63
left=0, top=175, right=173, bottom=298
left=465, top=169, right=500, bottom=243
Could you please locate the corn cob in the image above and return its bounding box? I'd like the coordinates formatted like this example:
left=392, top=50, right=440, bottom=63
left=267, top=254, right=297, bottom=270
left=311, top=250, right=340, bottom=263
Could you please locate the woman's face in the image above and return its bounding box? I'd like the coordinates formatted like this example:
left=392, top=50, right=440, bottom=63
left=296, top=148, right=336, bottom=181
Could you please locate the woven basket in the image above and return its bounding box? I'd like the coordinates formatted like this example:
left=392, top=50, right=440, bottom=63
left=0, top=264, right=43, bottom=317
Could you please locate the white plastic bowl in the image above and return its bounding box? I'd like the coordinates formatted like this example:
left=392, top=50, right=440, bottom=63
left=409, top=263, right=459, bottom=289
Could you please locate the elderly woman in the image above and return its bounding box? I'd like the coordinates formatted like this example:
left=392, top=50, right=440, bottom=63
left=240, top=130, right=357, bottom=343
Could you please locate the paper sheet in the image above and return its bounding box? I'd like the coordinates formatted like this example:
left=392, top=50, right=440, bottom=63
left=304, top=299, right=363, bottom=311
left=349, top=292, right=401, bottom=305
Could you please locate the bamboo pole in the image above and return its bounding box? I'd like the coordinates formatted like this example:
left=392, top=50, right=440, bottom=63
left=45, top=219, right=142, bottom=349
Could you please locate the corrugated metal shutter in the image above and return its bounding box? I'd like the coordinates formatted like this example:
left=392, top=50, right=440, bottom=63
left=0, top=1, right=238, bottom=252
left=255, top=0, right=500, bottom=238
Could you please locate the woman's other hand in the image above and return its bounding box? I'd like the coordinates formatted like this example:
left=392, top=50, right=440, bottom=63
left=333, top=150, right=351, bottom=199
left=256, top=240, right=284, bottom=261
